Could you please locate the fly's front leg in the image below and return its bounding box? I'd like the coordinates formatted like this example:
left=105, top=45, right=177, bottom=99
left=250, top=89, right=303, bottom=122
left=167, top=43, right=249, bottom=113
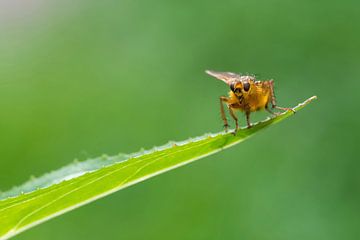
left=245, top=111, right=251, bottom=128
left=228, top=106, right=239, bottom=134
left=269, top=80, right=295, bottom=113
left=220, top=96, right=230, bottom=132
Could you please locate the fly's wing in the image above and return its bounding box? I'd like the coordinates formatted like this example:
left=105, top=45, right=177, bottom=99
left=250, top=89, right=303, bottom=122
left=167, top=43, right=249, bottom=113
left=205, top=70, right=241, bottom=85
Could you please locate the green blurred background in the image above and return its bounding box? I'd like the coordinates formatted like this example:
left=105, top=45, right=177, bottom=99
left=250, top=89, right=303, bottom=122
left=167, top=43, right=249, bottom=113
left=0, top=0, right=359, bottom=239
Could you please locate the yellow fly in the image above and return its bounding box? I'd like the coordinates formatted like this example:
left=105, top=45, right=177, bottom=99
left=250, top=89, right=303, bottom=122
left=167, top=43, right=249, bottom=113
left=206, top=70, right=294, bottom=133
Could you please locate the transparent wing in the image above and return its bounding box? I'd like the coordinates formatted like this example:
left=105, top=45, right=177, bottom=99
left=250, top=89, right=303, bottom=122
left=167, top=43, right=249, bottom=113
left=205, top=70, right=241, bottom=84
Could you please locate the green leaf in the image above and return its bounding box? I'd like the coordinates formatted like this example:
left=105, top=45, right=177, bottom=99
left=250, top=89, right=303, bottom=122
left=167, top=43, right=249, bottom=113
left=0, top=96, right=317, bottom=240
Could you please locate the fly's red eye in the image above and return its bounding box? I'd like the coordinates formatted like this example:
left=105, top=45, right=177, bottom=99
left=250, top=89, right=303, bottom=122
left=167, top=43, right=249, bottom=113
left=243, top=82, right=250, bottom=92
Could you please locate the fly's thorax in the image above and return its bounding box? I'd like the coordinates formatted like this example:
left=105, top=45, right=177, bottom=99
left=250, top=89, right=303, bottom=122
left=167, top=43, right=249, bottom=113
left=251, top=80, right=272, bottom=110
left=256, top=80, right=272, bottom=95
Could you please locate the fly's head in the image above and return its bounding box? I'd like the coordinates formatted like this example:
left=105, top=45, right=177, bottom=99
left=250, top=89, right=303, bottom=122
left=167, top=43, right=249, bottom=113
left=205, top=70, right=256, bottom=99
left=229, top=76, right=255, bottom=98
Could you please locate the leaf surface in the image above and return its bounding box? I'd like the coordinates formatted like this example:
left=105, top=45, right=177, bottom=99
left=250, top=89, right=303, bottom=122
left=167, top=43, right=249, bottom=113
left=0, top=96, right=317, bottom=240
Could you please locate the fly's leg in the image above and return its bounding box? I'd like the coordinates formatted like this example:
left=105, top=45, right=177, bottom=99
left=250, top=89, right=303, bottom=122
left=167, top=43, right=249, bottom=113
left=269, top=80, right=296, bottom=113
left=265, top=104, right=279, bottom=117
left=228, top=106, right=239, bottom=134
left=245, top=111, right=252, bottom=128
left=269, top=80, right=277, bottom=107
left=274, top=105, right=296, bottom=113
left=220, top=96, right=230, bottom=132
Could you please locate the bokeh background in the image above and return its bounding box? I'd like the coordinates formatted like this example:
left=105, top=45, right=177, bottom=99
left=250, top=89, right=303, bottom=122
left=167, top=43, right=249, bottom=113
left=0, top=0, right=359, bottom=239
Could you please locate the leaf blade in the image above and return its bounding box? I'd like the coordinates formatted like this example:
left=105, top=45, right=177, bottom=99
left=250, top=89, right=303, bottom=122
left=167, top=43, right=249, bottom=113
left=0, top=96, right=317, bottom=240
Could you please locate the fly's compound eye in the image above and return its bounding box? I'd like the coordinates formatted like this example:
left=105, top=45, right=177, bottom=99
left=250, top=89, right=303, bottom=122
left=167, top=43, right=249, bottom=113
left=243, top=82, right=250, bottom=92
left=230, top=82, right=238, bottom=93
